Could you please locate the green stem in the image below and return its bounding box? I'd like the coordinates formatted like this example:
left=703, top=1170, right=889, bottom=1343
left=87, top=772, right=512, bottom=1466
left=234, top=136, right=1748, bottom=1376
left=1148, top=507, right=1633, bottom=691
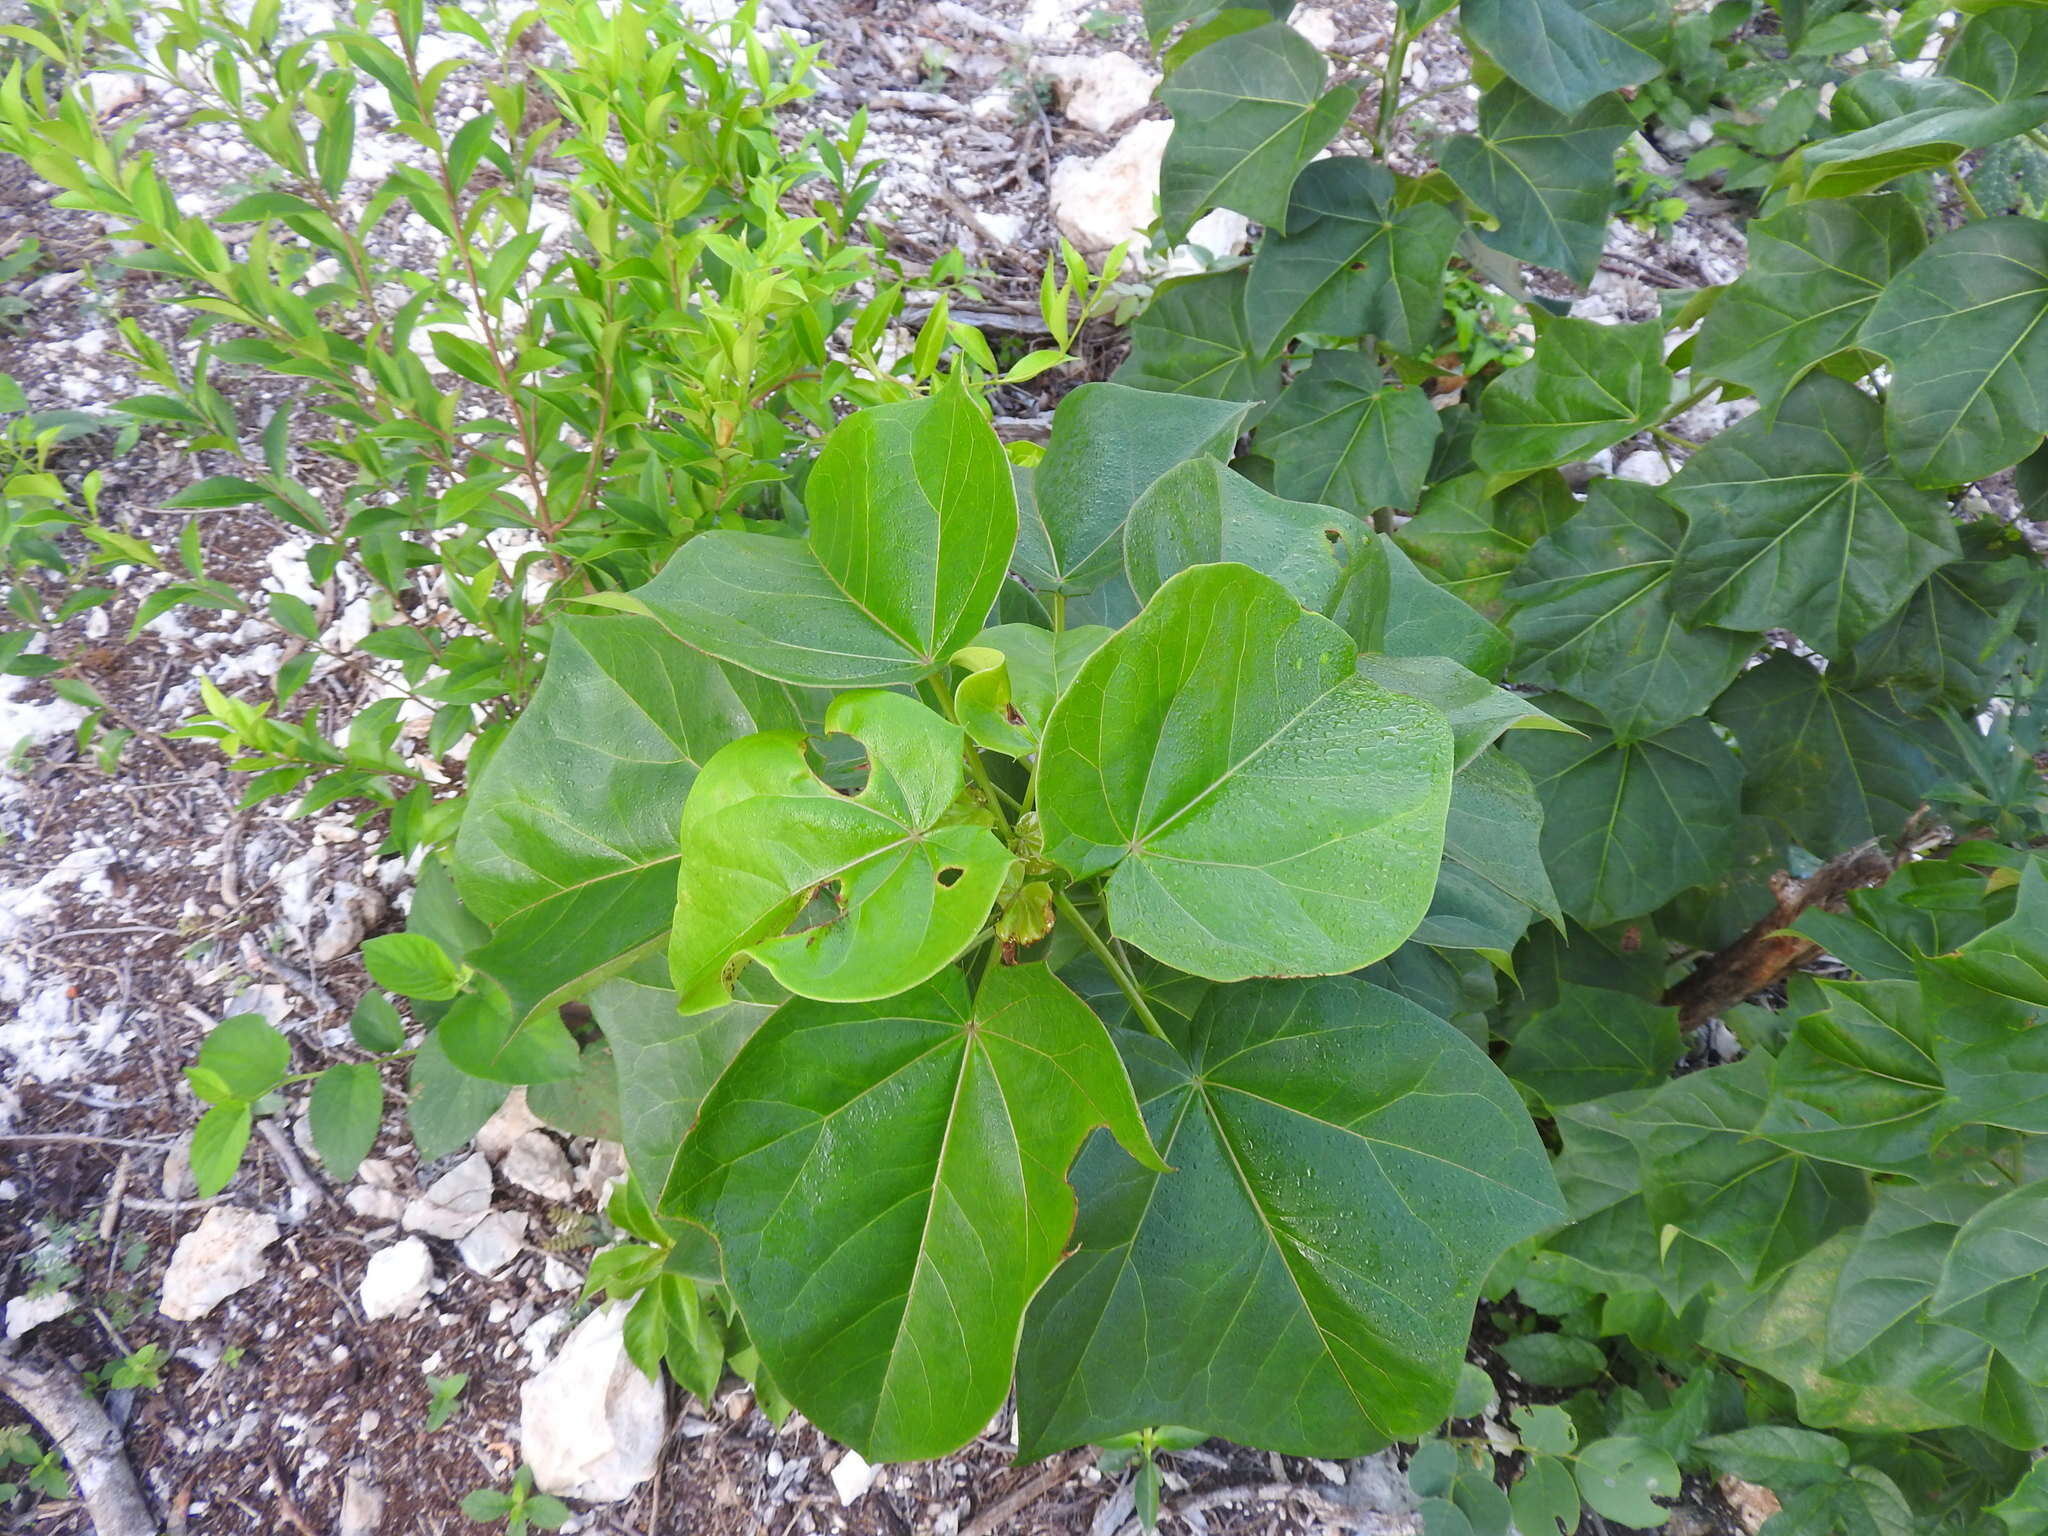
left=1371, top=23, right=1412, bottom=158
left=1053, top=889, right=1169, bottom=1044
left=1051, top=591, right=1067, bottom=635
left=926, top=670, right=1017, bottom=836
left=1954, top=170, right=1988, bottom=222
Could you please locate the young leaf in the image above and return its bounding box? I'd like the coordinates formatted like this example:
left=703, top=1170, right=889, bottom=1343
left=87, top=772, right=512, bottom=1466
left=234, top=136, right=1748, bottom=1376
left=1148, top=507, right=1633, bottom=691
left=1507, top=710, right=1742, bottom=929
left=1573, top=1437, right=1680, bottom=1528
left=1664, top=373, right=1959, bottom=658
left=1038, top=563, right=1454, bottom=981
left=1459, top=0, right=1664, bottom=116
left=308, top=1062, right=384, bottom=1181
left=1439, top=84, right=1637, bottom=283
left=192, top=1013, right=292, bottom=1101
left=1253, top=353, right=1441, bottom=519
left=951, top=624, right=1114, bottom=757
left=1471, top=319, right=1673, bottom=475
left=454, top=614, right=806, bottom=1032
left=1014, top=382, right=1251, bottom=597
left=1860, top=217, right=2048, bottom=488
left=666, top=963, right=1162, bottom=1462
left=190, top=1102, right=254, bottom=1198
left=1242, top=156, right=1463, bottom=361
left=636, top=390, right=1016, bottom=686
left=1014, top=976, right=1564, bottom=1458
left=1690, top=195, right=1926, bottom=415
left=1113, top=268, right=1281, bottom=401
left=1155, top=23, right=1359, bottom=243
left=362, top=933, right=465, bottom=1002
left=1506, top=479, right=1758, bottom=743
left=669, top=690, right=1016, bottom=1012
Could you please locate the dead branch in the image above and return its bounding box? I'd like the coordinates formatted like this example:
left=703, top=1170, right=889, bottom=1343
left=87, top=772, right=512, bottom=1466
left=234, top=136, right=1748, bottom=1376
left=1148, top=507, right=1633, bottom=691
left=1662, top=840, right=1897, bottom=1029
left=0, top=1343, right=158, bottom=1536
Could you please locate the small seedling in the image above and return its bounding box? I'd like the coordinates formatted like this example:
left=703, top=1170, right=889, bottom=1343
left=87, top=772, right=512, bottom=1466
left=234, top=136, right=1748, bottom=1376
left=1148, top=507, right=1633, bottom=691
left=461, top=1467, right=570, bottom=1534
left=425, top=1372, right=469, bottom=1431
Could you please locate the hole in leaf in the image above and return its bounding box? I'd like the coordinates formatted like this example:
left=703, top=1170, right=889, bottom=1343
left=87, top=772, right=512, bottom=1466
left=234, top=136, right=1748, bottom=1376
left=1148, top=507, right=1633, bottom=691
left=936, top=866, right=965, bottom=889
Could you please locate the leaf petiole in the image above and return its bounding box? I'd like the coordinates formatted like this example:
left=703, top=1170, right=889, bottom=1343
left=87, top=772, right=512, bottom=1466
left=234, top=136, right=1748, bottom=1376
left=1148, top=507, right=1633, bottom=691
left=1052, top=888, right=1171, bottom=1045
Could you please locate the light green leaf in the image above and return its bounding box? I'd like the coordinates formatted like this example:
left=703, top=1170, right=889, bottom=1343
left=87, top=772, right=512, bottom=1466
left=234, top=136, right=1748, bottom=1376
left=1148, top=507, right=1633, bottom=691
left=1506, top=479, right=1757, bottom=742
left=1993, top=1459, right=2048, bottom=1536
left=1514, top=1404, right=1579, bottom=1456
left=1510, top=1455, right=1581, bottom=1536
left=667, top=963, right=1161, bottom=1461
left=670, top=690, right=1015, bottom=1013
left=1415, top=749, right=1562, bottom=954
left=1122, top=456, right=1386, bottom=646
left=1038, top=563, right=1454, bottom=981
left=362, top=933, right=464, bottom=1002
left=1691, top=195, right=1926, bottom=414
left=454, top=614, right=806, bottom=1035
left=1473, top=318, right=1672, bottom=475
left=1792, top=94, right=2048, bottom=200
left=1713, top=652, right=1948, bottom=854
left=1440, top=84, right=1638, bottom=284
left=1254, top=351, right=1441, bottom=519
left=1243, top=156, right=1464, bottom=360
left=190, top=1102, right=253, bottom=1198
left=1503, top=983, right=1681, bottom=1110
left=1860, top=217, right=2048, bottom=488
left=1506, top=708, right=1743, bottom=928
left=633, top=390, right=1016, bottom=686
left=1931, top=1183, right=2048, bottom=1382
left=1460, top=0, right=1664, bottom=115
left=1395, top=470, right=1577, bottom=620
left=192, top=1013, right=291, bottom=1102
left=1664, top=373, right=1958, bottom=658
left=1015, top=976, right=1564, bottom=1457
left=308, top=1062, right=384, bottom=1181
left=1114, top=268, right=1282, bottom=401
left=951, top=624, right=1113, bottom=757
left=1014, top=382, right=1252, bottom=597
left=1156, top=23, right=1359, bottom=243
left=1573, top=1437, right=1680, bottom=1528
left=1356, top=654, right=1575, bottom=770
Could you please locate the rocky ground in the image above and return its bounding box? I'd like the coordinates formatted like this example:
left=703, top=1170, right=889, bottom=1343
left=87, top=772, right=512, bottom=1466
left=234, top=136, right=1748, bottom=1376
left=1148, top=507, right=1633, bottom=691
left=0, top=1, right=1771, bottom=1532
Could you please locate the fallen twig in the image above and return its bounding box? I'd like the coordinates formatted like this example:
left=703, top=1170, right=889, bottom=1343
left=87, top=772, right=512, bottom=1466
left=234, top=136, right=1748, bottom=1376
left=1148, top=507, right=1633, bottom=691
left=256, top=1118, right=332, bottom=1209
left=962, top=1463, right=1072, bottom=1536
left=0, top=1343, right=158, bottom=1536
left=1662, top=839, right=1898, bottom=1029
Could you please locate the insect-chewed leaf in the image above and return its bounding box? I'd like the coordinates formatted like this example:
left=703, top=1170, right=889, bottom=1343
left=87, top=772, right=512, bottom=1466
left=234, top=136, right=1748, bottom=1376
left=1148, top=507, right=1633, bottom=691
left=1242, top=156, right=1463, bottom=361
left=1507, top=480, right=1758, bottom=743
left=1473, top=318, right=1673, bottom=476
left=1156, top=23, right=1358, bottom=243
left=1459, top=0, right=1663, bottom=115
left=669, top=690, right=1016, bottom=1013
left=1113, top=268, right=1280, bottom=402
left=1253, top=351, right=1440, bottom=519
left=1014, top=382, right=1251, bottom=597
left=1664, top=373, right=1958, bottom=658
left=631, top=389, right=1015, bottom=686
left=1690, top=195, right=1925, bottom=414
left=951, top=623, right=1114, bottom=757
left=665, top=963, right=1163, bottom=1462
left=1038, top=563, right=1454, bottom=980
left=1439, top=84, right=1637, bottom=283
left=1861, top=217, right=2048, bottom=488
left=454, top=614, right=808, bottom=1037
left=1014, top=975, right=1563, bottom=1458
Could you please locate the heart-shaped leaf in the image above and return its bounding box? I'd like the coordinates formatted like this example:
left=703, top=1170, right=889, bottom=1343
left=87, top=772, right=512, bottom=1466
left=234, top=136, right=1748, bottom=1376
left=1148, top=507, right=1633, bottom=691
left=634, top=389, right=1016, bottom=686
left=1114, top=268, right=1281, bottom=401
left=1014, top=382, right=1252, bottom=597
left=1243, top=156, right=1464, bottom=361
left=1507, top=479, right=1758, bottom=743
left=1860, top=217, right=2048, bottom=488
left=1014, top=976, right=1563, bottom=1458
left=669, top=690, right=1016, bottom=1012
left=1690, top=195, right=1926, bottom=415
left=1944, top=4, right=2048, bottom=102
left=1156, top=23, right=1359, bottom=243
left=1472, top=318, right=1673, bottom=475
left=1253, top=351, right=1441, bottom=518
left=666, top=963, right=1162, bottom=1461
left=1039, top=563, right=1455, bottom=980
left=1440, top=84, right=1638, bottom=283
left=1460, top=0, right=1664, bottom=115
left=455, top=614, right=808, bottom=1034
left=1664, top=373, right=1958, bottom=658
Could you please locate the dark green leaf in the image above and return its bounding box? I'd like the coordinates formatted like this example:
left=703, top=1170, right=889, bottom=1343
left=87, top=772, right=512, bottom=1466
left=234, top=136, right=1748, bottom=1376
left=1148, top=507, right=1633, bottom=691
left=1497, top=1332, right=1607, bottom=1387
left=1757, top=980, right=1944, bottom=1176
left=1472, top=319, right=1673, bottom=475
left=308, top=1062, right=383, bottom=1181
left=1396, top=470, right=1577, bottom=620
left=668, top=963, right=1161, bottom=1461
left=1015, top=977, right=1563, bottom=1457
left=406, top=1028, right=509, bottom=1161
left=1931, top=1184, right=2048, bottom=1383
left=1114, top=268, right=1281, bottom=402
left=1944, top=5, right=2048, bottom=102
left=526, top=1041, right=622, bottom=1142
left=1836, top=525, right=2037, bottom=710
left=1503, top=983, right=1681, bottom=1110
left=1460, top=0, right=1664, bottom=115
left=1254, top=352, right=1440, bottom=519
left=1695, top=1426, right=1851, bottom=1492
left=1039, top=563, right=1454, bottom=980
left=348, top=992, right=406, bottom=1054
left=1383, top=536, right=1513, bottom=678
left=1416, top=749, right=1563, bottom=954
left=1792, top=91, right=2048, bottom=200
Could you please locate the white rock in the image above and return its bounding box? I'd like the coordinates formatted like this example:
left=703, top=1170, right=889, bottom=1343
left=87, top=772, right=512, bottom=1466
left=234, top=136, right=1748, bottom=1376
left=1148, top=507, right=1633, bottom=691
left=402, top=1152, right=494, bottom=1239
left=500, top=1132, right=575, bottom=1203
left=357, top=1157, right=398, bottom=1189
left=347, top=1184, right=406, bottom=1224
left=160, top=1208, right=280, bottom=1321
left=78, top=71, right=146, bottom=116
left=1291, top=6, right=1339, bottom=49
left=1044, top=51, right=1159, bottom=135
left=577, top=1140, right=629, bottom=1203
left=540, top=1256, right=583, bottom=1292
left=831, top=1450, right=878, bottom=1506
left=160, top=1139, right=198, bottom=1201
left=1048, top=118, right=1172, bottom=253
left=1616, top=449, right=1674, bottom=486
left=978, top=211, right=1030, bottom=247
left=359, top=1238, right=434, bottom=1320
left=457, top=1211, right=529, bottom=1277
left=520, top=1303, right=667, bottom=1502
left=5, top=1290, right=73, bottom=1340
left=969, top=89, right=1017, bottom=123
left=476, top=1090, right=544, bottom=1161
